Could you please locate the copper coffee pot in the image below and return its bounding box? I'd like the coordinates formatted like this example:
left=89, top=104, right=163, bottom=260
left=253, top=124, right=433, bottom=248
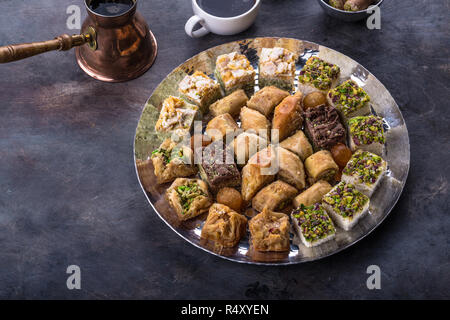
left=0, top=0, right=157, bottom=82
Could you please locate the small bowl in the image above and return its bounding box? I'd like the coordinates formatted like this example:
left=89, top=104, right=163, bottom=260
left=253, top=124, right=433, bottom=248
left=318, top=0, right=384, bottom=22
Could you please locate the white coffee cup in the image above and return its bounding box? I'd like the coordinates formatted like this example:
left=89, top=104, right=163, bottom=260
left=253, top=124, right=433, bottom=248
left=185, top=0, right=261, bottom=38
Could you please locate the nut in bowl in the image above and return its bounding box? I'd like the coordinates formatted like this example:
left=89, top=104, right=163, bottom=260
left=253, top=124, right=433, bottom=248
left=318, top=0, right=384, bottom=22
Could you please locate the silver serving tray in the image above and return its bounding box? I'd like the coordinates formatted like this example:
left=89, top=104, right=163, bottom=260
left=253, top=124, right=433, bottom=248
left=134, top=38, right=410, bottom=265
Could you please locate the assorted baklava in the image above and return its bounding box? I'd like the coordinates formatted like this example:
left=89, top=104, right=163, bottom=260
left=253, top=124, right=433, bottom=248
left=151, top=48, right=390, bottom=252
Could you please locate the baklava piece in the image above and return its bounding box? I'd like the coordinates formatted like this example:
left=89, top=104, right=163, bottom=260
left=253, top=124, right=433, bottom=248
left=341, top=150, right=387, bottom=197
left=293, top=180, right=333, bottom=208
left=327, top=79, right=370, bottom=119
left=272, top=92, right=304, bottom=141
left=249, top=208, right=290, bottom=252
left=252, top=180, right=298, bottom=212
left=258, top=47, right=297, bottom=90
left=151, top=138, right=198, bottom=184
left=304, top=150, right=339, bottom=184
left=232, top=132, right=268, bottom=166
left=348, top=115, right=386, bottom=155
left=240, top=107, right=271, bottom=139
left=178, top=71, right=222, bottom=114
left=209, top=89, right=248, bottom=118
left=276, top=147, right=306, bottom=190
left=205, top=113, right=239, bottom=142
left=166, top=178, right=213, bottom=221
left=322, top=182, right=370, bottom=231
left=198, top=141, right=241, bottom=192
left=246, top=85, right=289, bottom=117
left=241, top=147, right=276, bottom=201
left=155, top=96, right=199, bottom=137
left=304, top=104, right=347, bottom=151
left=279, top=130, right=313, bottom=161
left=298, top=56, right=340, bottom=94
left=291, top=203, right=336, bottom=247
left=215, top=52, right=255, bottom=96
left=201, top=203, right=248, bottom=247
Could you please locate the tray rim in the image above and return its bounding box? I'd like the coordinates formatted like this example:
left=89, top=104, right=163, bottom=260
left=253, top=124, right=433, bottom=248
left=133, top=37, right=411, bottom=266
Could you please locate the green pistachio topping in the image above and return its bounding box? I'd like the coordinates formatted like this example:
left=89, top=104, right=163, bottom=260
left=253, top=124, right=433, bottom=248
left=151, top=147, right=185, bottom=164
left=328, top=80, right=370, bottom=116
left=323, top=182, right=369, bottom=218
left=298, top=57, right=340, bottom=90
left=292, top=204, right=335, bottom=243
left=176, top=181, right=206, bottom=214
left=349, top=116, right=385, bottom=146
left=343, top=150, right=385, bottom=185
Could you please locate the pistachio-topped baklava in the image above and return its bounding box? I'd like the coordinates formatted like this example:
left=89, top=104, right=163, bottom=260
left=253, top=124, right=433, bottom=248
left=348, top=115, right=386, bottom=155
left=327, top=80, right=371, bottom=119
left=298, top=56, right=340, bottom=94
left=151, top=138, right=197, bottom=184
left=322, top=182, right=370, bottom=230
left=166, top=178, right=213, bottom=221
left=341, top=150, right=387, bottom=197
left=291, top=203, right=336, bottom=247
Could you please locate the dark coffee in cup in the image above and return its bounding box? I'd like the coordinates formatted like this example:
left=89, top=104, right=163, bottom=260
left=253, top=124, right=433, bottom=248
left=89, top=0, right=134, bottom=16
left=196, top=0, right=256, bottom=18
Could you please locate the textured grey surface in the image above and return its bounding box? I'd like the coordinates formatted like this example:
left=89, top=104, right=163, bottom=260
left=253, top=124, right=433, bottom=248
left=0, top=0, right=448, bottom=299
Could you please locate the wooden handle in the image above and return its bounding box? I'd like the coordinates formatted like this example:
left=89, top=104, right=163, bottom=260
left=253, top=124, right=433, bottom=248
left=0, top=32, right=94, bottom=63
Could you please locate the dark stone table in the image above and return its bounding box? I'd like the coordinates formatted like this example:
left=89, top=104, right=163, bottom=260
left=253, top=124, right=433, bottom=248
left=0, top=0, right=448, bottom=299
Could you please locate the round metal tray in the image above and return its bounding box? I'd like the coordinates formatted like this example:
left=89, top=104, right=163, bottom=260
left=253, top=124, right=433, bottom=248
left=134, top=38, right=410, bottom=265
